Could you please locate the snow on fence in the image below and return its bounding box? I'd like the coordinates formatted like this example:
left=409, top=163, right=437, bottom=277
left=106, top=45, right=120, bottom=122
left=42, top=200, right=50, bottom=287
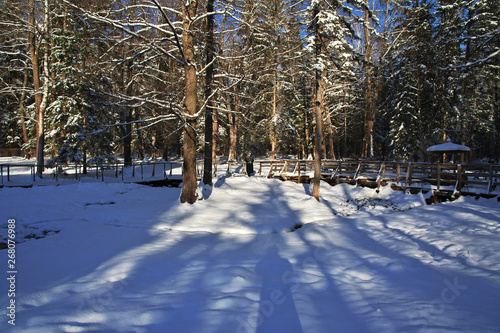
left=1, top=158, right=499, bottom=198
left=0, top=161, right=183, bottom=187
left=258, top=160, right=500, bottom=198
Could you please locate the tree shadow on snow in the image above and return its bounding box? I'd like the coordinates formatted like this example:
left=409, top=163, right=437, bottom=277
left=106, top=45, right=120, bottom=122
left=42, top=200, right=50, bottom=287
left=9, top=181, right=500, bottom=333
left=315, top=184, right=500, bottom=332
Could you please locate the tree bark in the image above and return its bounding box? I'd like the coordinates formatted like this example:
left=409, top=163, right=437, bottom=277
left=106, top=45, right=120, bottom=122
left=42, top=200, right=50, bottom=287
left=19, top=67, right=30, bottom=158
left=312, top=95, right=324, bottom=201
left=33, top=0, right=50, bottom=178
left=362, top=0, right=374, bottom=159
left=325, top=111, right=335, bottom=160
left=180, top=0, right=199, bottom=204
left=203, top=0, right=215, bottom=186
left=312, top=3, right=324, bottom=201
left=270, top=74, right=278, bottom=160
left=228, top=88, right=239, bottom=161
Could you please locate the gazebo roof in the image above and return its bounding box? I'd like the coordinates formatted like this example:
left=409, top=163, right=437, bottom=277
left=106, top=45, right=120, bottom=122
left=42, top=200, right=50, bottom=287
left=426, top=140, right=470, bottom=153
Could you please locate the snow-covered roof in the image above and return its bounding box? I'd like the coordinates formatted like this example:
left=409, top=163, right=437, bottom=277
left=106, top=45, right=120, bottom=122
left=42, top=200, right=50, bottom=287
left=426, top=141, right=470, bottom=152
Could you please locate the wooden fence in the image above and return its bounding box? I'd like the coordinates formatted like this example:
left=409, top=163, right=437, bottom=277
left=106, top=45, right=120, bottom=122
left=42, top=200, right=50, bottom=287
left=0, top=161, right=183, bottom=186
left=2, top=159, right=499, bottom=199
left=257, top=159, right=500, bottom=198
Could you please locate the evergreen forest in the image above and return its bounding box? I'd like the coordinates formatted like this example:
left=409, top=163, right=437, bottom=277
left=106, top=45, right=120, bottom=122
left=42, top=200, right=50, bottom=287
left=1, top=0, right=499, bottom=166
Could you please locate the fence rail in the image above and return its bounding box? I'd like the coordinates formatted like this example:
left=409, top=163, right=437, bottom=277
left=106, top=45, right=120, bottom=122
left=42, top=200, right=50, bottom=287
left=257, top=159, right=500, bottom=197
left=0, top=161, right=184, bottom=186
left=2, top=159, right=500, bottom=198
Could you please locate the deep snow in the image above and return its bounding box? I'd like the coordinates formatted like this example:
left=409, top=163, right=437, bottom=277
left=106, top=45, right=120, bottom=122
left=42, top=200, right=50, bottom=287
left=0, top=176, right=499, bottom=332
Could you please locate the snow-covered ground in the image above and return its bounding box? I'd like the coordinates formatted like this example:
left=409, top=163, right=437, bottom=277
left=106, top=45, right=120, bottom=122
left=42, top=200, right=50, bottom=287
left=0, top=176, right=499, bottom=332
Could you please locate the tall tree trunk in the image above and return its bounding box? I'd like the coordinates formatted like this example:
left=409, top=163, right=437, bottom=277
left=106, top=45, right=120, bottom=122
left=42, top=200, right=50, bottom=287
left=312, top=3, right=324, bottom=201
left=362, top=0, right=374, bottom=159
left=180, top=0, right=199, bottom=204
left=214, top=10, right=227, bottom=167
left=122, top=111, right=132, bottom=166
left=29, top=0, right=41, bottom=171
left=228, top=89, right=239, bottom=161
left=325, top=111, right=335, bottom=160
left=33, top=0, right=50, bottom=177
left=270, top=74, right=278, bottom=160
left=121, top=59, right=133, bottom=165
left=203, top=0, right=215, bottom=186
left=312, top=81, right=324, bottom=201
left=212, top=110, right=217, bottom=165
left=304, top=103, right=310, bottom=159
left=19, top=68, right=30, bottom=158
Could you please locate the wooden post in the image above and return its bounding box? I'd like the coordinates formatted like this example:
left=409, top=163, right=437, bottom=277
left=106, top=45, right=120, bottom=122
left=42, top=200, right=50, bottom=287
left=337, top=161, right=342, bottom=183
left=354, top=163, right=362, bottom=180
left=293, top=161, right=299, bottom=176
left=268, top=161, right=274, bottom=178
left=488, top=165, right=493, bottom=194
left=404, top=163, right=412, bottom=191
left=377, top=162, right=385, bottom=190
left=456, top=164, right=463, bottom=195
left=152, top=163, right=156, bottom=178
left=396, top=163, right=401, bottom=183
left=281, top=161, right=288, bottom=177
left=437, top=164, right=441, bottom=191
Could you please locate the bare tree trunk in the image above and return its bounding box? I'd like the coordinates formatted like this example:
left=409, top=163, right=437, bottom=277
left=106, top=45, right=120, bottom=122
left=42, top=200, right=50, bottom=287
left=19, top=68, right=30, bottom=158
left=325, top=111, right=335, bottom=160
left=270, top=74, right=278, bottom=160
left=32, top=0, right=50, bottom=177
left=180, top=0, right=199, bottom=204
left=362, top=0, right=374, bottom=159
left=228, top=88, right=239, bottom=161
left=212, top=110, right=217, bottom=165
left=29, top=0, right=41, bottom=168
left=304, top=106, right=310, bottom=158
left=203, top=0, right=215, bottom=186
left=312, top=88, right=324, bottom=201
left=312, top=3, right=324, bottom=201
left=213, top=12, right=228, bottom=165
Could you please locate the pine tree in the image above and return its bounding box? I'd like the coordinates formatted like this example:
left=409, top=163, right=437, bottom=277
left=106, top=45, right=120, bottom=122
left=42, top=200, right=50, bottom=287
left=383, top=0, right=437, bottom=160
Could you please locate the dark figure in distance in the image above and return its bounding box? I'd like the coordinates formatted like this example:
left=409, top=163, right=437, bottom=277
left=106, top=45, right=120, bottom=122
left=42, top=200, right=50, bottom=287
left=245, top=152, right=254, bottom=176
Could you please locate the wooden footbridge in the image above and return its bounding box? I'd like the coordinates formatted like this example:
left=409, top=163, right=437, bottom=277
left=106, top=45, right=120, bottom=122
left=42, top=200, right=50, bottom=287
left=256, top=160, right=500, bottom=200
left=2, top=158, right=499, bottom=201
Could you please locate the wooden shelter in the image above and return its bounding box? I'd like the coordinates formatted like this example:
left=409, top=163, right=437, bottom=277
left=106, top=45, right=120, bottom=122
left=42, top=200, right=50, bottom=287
left=427, top=139, right=471, bottom=164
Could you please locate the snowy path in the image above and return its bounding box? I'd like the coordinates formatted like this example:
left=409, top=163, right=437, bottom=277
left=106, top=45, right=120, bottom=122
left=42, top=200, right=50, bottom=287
left=0, top=177, right=499, bottom=332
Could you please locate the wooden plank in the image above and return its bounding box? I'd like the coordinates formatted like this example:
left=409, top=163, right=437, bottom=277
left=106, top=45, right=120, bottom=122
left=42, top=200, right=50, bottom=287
left=488, top=165, right=494, bottom=194
left=437, top=164, right=441, bottom=190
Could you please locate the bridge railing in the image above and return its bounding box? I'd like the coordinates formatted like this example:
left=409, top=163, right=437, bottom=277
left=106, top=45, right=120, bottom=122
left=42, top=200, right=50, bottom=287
left=257, top=159, right=500, bottom=196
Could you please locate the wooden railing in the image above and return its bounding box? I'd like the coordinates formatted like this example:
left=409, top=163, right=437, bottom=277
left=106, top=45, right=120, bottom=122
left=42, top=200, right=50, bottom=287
left=2, top=159, right=499, bottom=198
left=0, top=161, right=183, bottom=186
left=257, top=160, right=500, bottom=197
